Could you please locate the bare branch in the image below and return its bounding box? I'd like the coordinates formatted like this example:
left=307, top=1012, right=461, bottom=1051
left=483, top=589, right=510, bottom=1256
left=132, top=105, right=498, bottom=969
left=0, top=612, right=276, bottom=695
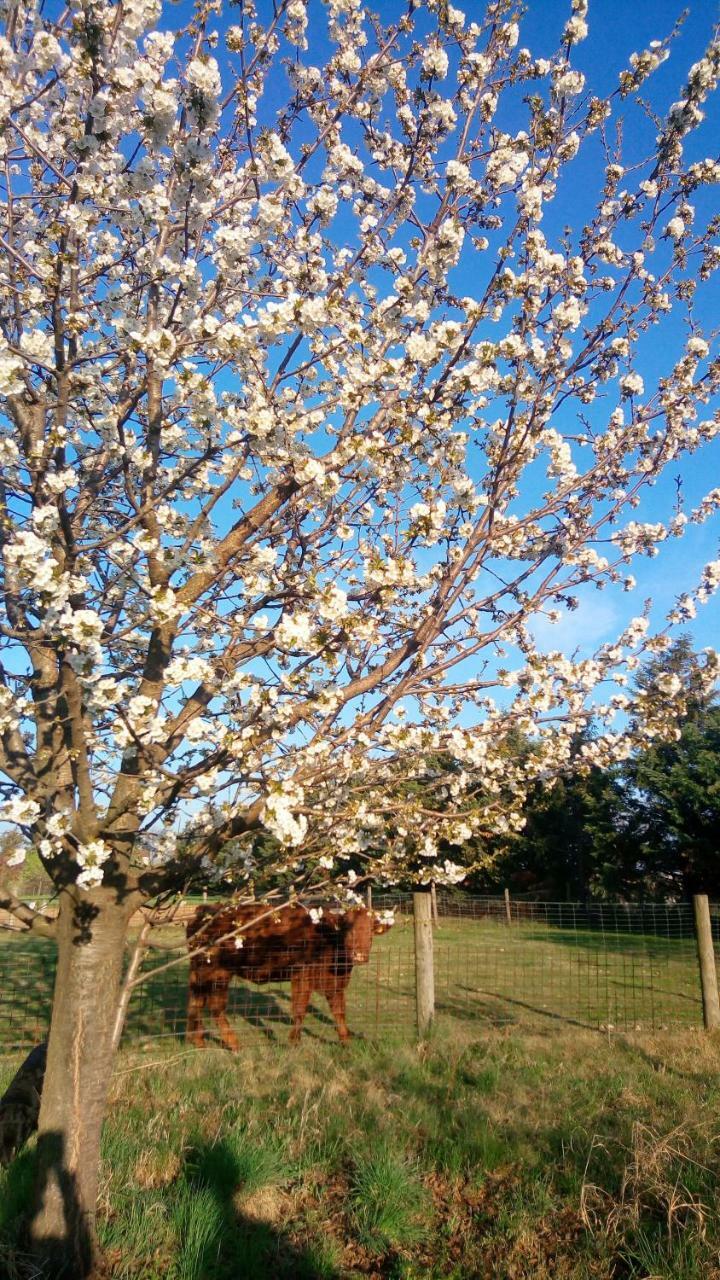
left=0, top=884, right=57, bottom=939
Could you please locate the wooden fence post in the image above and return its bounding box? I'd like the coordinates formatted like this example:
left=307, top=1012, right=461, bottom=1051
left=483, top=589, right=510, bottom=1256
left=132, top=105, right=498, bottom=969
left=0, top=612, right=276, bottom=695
left=504, top=887, right=512, bottom=926
left=430, top=881, right=438, bottom=926
left=693, top=894, right=720, bottom=1030
left=413, top=889, right=435, bottom=1038
left=366, top=885, right=372, bottom=912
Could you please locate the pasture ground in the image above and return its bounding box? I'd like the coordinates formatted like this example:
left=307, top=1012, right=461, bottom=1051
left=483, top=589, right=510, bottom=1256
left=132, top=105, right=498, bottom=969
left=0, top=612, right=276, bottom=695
left=0, top=914, right=704, bottom=1053
left=1, top=1021, right=720, bottom=1279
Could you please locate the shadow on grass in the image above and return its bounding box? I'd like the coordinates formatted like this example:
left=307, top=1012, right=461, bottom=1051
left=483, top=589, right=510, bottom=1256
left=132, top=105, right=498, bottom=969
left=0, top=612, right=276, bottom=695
left=519, top=927, right=695, bottom=958
left=0, top=1133, right=96, bottom=1279
left=0, top=1140, right=338, bottom=1280
left=455, top=985, right=595, bottom=1031
left=435, top=994, right=518, bottom=1027
left=180, top=1137, right=339, bottom=1279
left=125, top=968, right=341, bottom=1048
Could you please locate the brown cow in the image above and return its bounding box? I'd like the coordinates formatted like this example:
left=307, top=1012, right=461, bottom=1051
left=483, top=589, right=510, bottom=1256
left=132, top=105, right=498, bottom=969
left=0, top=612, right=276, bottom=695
left=186, top=903, right=393, bottom=1049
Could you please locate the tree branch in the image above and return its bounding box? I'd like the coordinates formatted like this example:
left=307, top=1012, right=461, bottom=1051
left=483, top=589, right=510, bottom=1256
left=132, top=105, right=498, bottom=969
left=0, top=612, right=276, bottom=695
left=0, top=884, right=57, bottom=939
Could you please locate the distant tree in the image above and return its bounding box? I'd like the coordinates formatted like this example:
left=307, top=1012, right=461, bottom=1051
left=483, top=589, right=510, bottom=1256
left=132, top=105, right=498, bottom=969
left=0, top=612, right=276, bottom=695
left=499, top=640, right=720, bottom=901
left=466, top=643, right=720, bottom=900
left=622, top=640, right=720, bottom=895
left=0, top=829, right=27, bottom=885
left=465, top=731, right=627, bottom=899
left=633, top=635, right=717, bottom=720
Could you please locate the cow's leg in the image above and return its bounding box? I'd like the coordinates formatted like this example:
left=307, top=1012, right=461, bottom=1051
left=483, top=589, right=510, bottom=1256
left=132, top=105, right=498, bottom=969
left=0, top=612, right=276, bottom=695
left=187, top=968, right=209, bottom=1048
left=206, top=971, right=240, bottom=1052
left=290, top=970, right=313, bottom=1043
left=325, top=976, right=351, bottom=1043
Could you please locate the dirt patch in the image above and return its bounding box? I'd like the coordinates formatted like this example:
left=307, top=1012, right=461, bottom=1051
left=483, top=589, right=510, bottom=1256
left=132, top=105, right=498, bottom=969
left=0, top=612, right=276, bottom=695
left=479, top=1206, right=597, bottom=1279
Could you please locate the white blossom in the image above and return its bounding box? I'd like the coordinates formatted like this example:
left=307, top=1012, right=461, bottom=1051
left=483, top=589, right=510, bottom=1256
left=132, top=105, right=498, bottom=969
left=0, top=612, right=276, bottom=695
left=275, top=611, right=314, bottom=650
left=0, top=797, right=41, bottom=826
left=186, top=57, right=221, bottom=99
left=262, top=781, right=307, bottom=847
left=620, top=372, right=645, bottom=397
left=75, top=840, right=112, bottom=891
left=422, top=42, right=449, bottom=81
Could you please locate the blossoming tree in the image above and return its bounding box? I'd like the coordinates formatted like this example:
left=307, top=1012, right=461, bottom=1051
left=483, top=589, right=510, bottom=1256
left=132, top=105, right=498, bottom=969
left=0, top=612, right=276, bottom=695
left=1, top=0, right=719, bottom=1269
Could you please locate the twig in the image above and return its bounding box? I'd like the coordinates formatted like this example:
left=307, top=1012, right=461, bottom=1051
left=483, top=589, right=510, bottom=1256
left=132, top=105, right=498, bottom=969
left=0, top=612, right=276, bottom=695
left=114, top=1047, right=226, bottom=1075
left=0, top=883, right=57, bottom=939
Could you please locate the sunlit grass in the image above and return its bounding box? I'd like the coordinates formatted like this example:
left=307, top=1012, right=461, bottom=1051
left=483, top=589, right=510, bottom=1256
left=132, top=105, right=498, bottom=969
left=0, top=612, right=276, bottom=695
left=350, top=1145, right=429, bottom=1250
left=0, top=912, right=704, bottom=1057
left=1, top=1022, right=720, bottom=1277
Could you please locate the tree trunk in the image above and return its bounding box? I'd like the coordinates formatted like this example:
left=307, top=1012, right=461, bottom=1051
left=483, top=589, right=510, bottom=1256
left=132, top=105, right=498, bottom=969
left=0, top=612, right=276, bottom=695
left=30, top=889, right=133, bottom=1278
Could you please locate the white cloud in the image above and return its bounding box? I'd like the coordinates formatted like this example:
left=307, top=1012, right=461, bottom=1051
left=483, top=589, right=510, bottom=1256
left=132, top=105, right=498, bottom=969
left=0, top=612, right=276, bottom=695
left=529, top=595, right=620, bottom=656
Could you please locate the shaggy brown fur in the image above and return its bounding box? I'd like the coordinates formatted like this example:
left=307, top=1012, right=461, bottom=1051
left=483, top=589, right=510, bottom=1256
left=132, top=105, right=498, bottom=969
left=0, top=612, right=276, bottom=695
left=186, top=903, right=391, bottom=1049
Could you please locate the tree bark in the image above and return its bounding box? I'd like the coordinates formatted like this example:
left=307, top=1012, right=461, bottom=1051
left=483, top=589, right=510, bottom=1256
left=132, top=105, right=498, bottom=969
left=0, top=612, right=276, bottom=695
left=29, top=888, right=133, bottom=1278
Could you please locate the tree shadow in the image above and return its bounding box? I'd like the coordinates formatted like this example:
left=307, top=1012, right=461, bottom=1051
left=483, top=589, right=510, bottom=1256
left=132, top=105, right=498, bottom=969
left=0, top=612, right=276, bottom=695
left=435, top=994, right=518, bottom=1027
left=1, top=1130, right=96, bottom=1279
left=455, top=985, right=595, bottom=1030
left=611, top=1033, right=718, bottom=1084
left=124, top=971, right=340, bottom=1047
left=520, top=927, right=693, bottom=958
left=181, top=1137, right=339, bottom=1279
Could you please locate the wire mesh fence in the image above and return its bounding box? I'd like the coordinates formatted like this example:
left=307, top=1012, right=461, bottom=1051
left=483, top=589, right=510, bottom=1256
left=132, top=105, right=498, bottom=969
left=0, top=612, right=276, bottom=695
left=0, top=893, right=714, bottom=1053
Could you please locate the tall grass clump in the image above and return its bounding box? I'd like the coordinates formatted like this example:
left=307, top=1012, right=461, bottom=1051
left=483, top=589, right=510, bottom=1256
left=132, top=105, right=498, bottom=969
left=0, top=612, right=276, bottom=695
left=169, top=1185, right=223, bottom=1280
left=350, top=1144, right=429, bottom=1251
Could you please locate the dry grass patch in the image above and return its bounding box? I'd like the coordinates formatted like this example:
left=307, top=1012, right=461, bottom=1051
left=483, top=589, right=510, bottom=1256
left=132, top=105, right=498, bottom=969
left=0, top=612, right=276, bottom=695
left=234, top=1184, right=293, bottom=1225
left=132, top=1147, right=182, bottom=1190
left=581, top=1121, right=717, bottom=1243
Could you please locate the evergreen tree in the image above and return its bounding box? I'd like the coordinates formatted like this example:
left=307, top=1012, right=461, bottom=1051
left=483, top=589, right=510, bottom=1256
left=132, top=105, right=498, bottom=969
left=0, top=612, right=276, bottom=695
left=623, top=639, right=720, bottom=895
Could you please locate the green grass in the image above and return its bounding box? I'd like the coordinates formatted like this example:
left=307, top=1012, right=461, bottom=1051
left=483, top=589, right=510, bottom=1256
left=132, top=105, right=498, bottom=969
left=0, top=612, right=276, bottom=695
left=0, top=914, right=704, bottom=1054
left=349, top=1146, right=429, bottom=1251
left=2, top=1023, right=720, bottom=1278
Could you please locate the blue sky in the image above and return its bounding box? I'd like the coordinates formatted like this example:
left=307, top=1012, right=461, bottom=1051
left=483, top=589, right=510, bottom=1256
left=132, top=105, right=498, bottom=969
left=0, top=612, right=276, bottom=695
left=163, top=0, right=720, bottom=666
left=516, top=0, right=720, bottom=658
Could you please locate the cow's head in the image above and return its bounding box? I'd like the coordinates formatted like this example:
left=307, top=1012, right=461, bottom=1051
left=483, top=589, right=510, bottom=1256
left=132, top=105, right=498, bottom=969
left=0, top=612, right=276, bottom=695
left=343, top=907, right=394, bottom=964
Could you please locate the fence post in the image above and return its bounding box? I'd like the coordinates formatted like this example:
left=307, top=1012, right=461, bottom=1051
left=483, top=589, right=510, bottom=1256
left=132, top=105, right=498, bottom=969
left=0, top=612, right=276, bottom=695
left=504, top=887, right=512, bottom=927
left=430, top=881, right=438, bottom=926
left=693, top=894, right=720, bottom=1030
left=366, top=885, right=372, bottom=912
left=413, top=889, right=435, bottom=1038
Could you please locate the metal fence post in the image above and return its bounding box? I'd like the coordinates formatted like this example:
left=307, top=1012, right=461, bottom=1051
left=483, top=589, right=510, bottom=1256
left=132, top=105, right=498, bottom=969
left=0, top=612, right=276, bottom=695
left=413, top=889, right=435, bottom=1038
left=693, top=894, right=720, bottom=1030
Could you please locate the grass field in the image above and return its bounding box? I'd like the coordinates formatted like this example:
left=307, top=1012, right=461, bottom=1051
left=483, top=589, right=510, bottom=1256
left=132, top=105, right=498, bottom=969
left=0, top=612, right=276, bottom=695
left=2, top=1021, right=720, bottom=1278
left=0, top=914, right=704, bottom=1053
